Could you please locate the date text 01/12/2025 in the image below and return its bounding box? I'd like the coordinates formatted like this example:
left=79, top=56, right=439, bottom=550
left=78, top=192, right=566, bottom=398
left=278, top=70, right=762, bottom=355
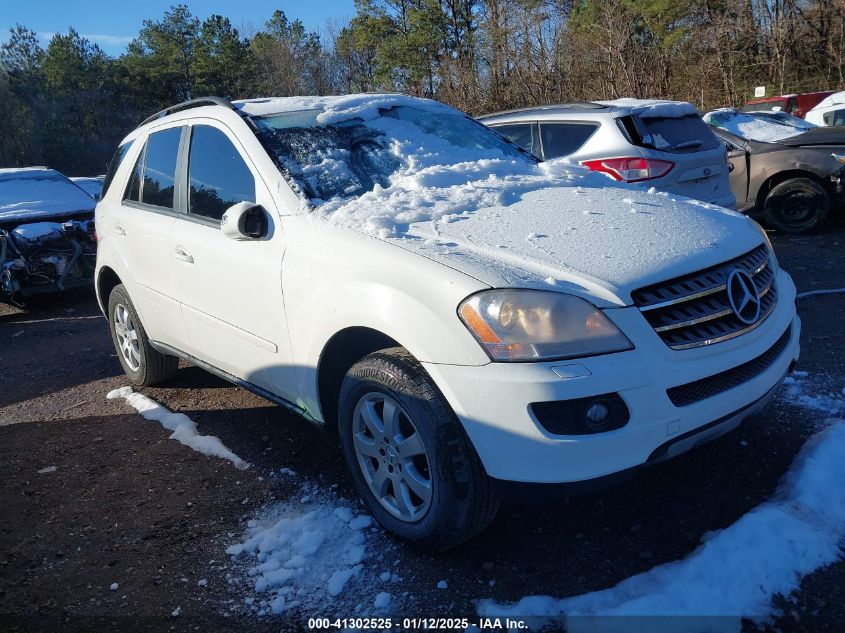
left=307, top=617, right=528, bottom=630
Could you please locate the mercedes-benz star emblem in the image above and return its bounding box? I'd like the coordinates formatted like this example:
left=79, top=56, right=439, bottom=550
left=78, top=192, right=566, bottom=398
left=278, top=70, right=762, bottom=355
left=726, top=268, right=761, bottom=325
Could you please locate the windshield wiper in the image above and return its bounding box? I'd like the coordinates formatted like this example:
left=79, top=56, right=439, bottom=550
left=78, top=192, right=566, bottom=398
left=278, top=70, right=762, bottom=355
left=671, top=140, right=703, bottom=150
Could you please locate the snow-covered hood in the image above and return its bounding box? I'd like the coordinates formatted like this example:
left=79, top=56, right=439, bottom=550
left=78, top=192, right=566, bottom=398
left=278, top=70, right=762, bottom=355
left=382, top=186, right=761, bottom=307
left=0, top=168, right=95, bottom=225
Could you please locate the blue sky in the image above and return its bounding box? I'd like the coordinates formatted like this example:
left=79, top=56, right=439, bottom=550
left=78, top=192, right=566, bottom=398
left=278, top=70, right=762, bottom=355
left=1, top=0, right=356, bottom=56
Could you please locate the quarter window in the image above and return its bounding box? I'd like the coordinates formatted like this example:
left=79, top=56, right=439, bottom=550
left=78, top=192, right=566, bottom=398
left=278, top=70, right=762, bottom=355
left=102, top=141, right=132, bottom=198
left=124, top=148, right=143, bottom=203
left=539, top=122, right=600, bottom=159
left=187, top=125, right=256, bottom=221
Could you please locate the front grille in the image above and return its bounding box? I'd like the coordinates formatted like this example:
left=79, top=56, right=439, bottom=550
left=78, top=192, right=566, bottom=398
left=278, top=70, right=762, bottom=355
left=666, top=326, right=792, bottom=407
left=632, top=245, right=777, bottom=349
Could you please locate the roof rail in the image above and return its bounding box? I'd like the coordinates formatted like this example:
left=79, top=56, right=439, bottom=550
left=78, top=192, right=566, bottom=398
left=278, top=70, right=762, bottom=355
left=137, top=96, right=235, bottom=128
left=476, top=102, right=608, bottom=120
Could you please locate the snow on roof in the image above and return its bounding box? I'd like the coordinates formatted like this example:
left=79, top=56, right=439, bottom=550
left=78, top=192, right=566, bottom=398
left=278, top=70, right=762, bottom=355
left=0, top=167, right=95, bottom=222
left=595, top=98, right=698, bottom=119
left=233, top=93, right=456, bottom=124
left=810, top=90, right=845, bottom=112
left=703, top=108, right=805, bottom=142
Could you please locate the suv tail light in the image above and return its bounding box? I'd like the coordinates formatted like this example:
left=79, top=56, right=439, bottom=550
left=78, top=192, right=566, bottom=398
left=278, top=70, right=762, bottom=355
left=581, top=157, right=674, bottom=183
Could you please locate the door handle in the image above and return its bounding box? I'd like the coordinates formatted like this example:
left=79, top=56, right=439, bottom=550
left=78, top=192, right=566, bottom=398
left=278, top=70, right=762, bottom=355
left=113, top=225, right=126, bottom=236
left=174, top=246, right=194, bottom=263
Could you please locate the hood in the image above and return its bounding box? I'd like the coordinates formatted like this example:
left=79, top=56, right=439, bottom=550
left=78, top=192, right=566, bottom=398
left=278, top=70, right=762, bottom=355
left=777, top=127, right=845, bottom=148
left=385, top=186, right=762, bottom=307
left=0, top=168, right=95, bottom=226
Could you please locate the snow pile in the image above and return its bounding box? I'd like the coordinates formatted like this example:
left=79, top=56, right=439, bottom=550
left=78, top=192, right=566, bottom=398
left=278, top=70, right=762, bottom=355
left=703, top=109, right=805, bottom=142
left=479, top=375, right=845, bottom=631
left=225, top=485, right=400, bottom=617
left=597, top=98, right=698, bottom=119
left=106, top=387, right=249, bottom=469
left=310, top=107, right=624, bottom=240
left=317, top=157, right=589, bottom=240
left=0, top=167, right=95, bottom=222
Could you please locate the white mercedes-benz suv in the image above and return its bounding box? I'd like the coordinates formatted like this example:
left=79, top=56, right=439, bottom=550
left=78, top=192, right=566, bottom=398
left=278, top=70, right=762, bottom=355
left=95, top=94, right=800, bottom=550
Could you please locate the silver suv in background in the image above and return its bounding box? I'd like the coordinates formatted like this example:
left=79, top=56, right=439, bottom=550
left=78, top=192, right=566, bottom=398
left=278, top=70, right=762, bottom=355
left=479, top=100, right=736, bottom=208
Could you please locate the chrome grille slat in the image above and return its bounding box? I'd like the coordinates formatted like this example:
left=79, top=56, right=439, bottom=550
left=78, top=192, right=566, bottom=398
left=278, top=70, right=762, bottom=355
left=653, top=308, right=734, bottom=332
left=632, top=245, right=778, bottom=350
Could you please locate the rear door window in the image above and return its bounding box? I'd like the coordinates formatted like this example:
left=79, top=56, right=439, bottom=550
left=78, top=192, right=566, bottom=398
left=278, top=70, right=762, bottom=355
left=187, top=125, right=256, bottom=222
left=141, top=128, right=182, bottom=209
left=539, top=122, right=599, bottom=159
left=631, top=115, right=720, bottom=153
left=491, top=123, right=540, bottom=157
left=123, top=127, right=182, bottom=209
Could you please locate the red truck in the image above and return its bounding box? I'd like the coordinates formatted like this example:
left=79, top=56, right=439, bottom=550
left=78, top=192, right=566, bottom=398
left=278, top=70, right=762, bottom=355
left=742, top=91, right=835, bottom=118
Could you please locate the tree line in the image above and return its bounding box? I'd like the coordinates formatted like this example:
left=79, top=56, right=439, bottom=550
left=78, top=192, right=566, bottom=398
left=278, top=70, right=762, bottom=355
left=2, top=0, right=844, bottom=175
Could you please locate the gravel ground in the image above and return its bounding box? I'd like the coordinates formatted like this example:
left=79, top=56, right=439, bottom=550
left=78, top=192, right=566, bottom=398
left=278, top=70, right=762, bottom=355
left=0, top=228, right=843, bottom=632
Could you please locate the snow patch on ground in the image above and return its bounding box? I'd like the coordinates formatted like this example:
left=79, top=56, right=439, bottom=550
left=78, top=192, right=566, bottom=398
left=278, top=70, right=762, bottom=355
left=106, top=387, right=249, bottom=469
left=479, top=373, right=845, bottom=631
left=781, top=373, right=845, bottom=418
left=224, top=482, right=402, bottom=618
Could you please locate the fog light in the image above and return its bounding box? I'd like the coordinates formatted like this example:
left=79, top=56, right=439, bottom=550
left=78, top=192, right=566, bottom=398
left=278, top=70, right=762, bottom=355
left=530, top=393, right=630, bottom=435
left=586, top=402, right=609, bottom=423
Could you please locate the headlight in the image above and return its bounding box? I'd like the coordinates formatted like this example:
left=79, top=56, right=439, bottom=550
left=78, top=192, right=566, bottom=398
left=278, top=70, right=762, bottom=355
left=747, top=216, right=779, bottom=272
left=458, top=289, right=633, bottom=362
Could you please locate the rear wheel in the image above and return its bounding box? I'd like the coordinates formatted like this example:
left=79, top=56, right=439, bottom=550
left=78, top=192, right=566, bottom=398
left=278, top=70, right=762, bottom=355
left=763, top=177, right=830, bottom=234
left=107, top=284, right=178, bottom=386
left=338, top=347, right=499, bottom=551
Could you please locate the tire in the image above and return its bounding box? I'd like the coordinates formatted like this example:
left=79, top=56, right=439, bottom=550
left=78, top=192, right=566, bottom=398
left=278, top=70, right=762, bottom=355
left=338, top=347, right=499, bottom=551
left=107, top=284, right=178, bottom=386
left=763, top=177, right=830, bottom=234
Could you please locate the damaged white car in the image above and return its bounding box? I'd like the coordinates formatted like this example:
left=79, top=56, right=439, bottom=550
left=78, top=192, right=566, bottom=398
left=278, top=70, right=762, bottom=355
left=95, top=94, right=800, bottom=550
left=0, top=167, right=98, bottom=305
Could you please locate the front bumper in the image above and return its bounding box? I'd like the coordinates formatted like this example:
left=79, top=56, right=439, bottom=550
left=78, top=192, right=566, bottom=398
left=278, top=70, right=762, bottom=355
left=422, top=269, right=800, bottom=484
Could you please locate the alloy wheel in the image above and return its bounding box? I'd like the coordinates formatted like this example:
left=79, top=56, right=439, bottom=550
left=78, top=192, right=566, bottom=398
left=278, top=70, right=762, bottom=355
left=352, top=392, right=433, bottom=522
left=113, top=303, right=141, bottom=371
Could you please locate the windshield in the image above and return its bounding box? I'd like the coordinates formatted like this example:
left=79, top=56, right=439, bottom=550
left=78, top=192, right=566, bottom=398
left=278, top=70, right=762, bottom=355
left=253, top=105, right=532, bottom=203
left=702, top=110, right=807, bottom=143
left=749, top=111, right=817, bottom=129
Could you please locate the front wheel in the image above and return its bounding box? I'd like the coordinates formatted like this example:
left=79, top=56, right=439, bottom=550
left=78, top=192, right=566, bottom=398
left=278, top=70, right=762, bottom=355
left=763, top=177, right=830, bottom=234
left=338, top=348, right=499, bottom=551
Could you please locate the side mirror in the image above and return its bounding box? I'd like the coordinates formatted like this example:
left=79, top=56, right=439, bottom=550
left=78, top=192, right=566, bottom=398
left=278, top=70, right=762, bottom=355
left=221, top=202, right=268, bottom=240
